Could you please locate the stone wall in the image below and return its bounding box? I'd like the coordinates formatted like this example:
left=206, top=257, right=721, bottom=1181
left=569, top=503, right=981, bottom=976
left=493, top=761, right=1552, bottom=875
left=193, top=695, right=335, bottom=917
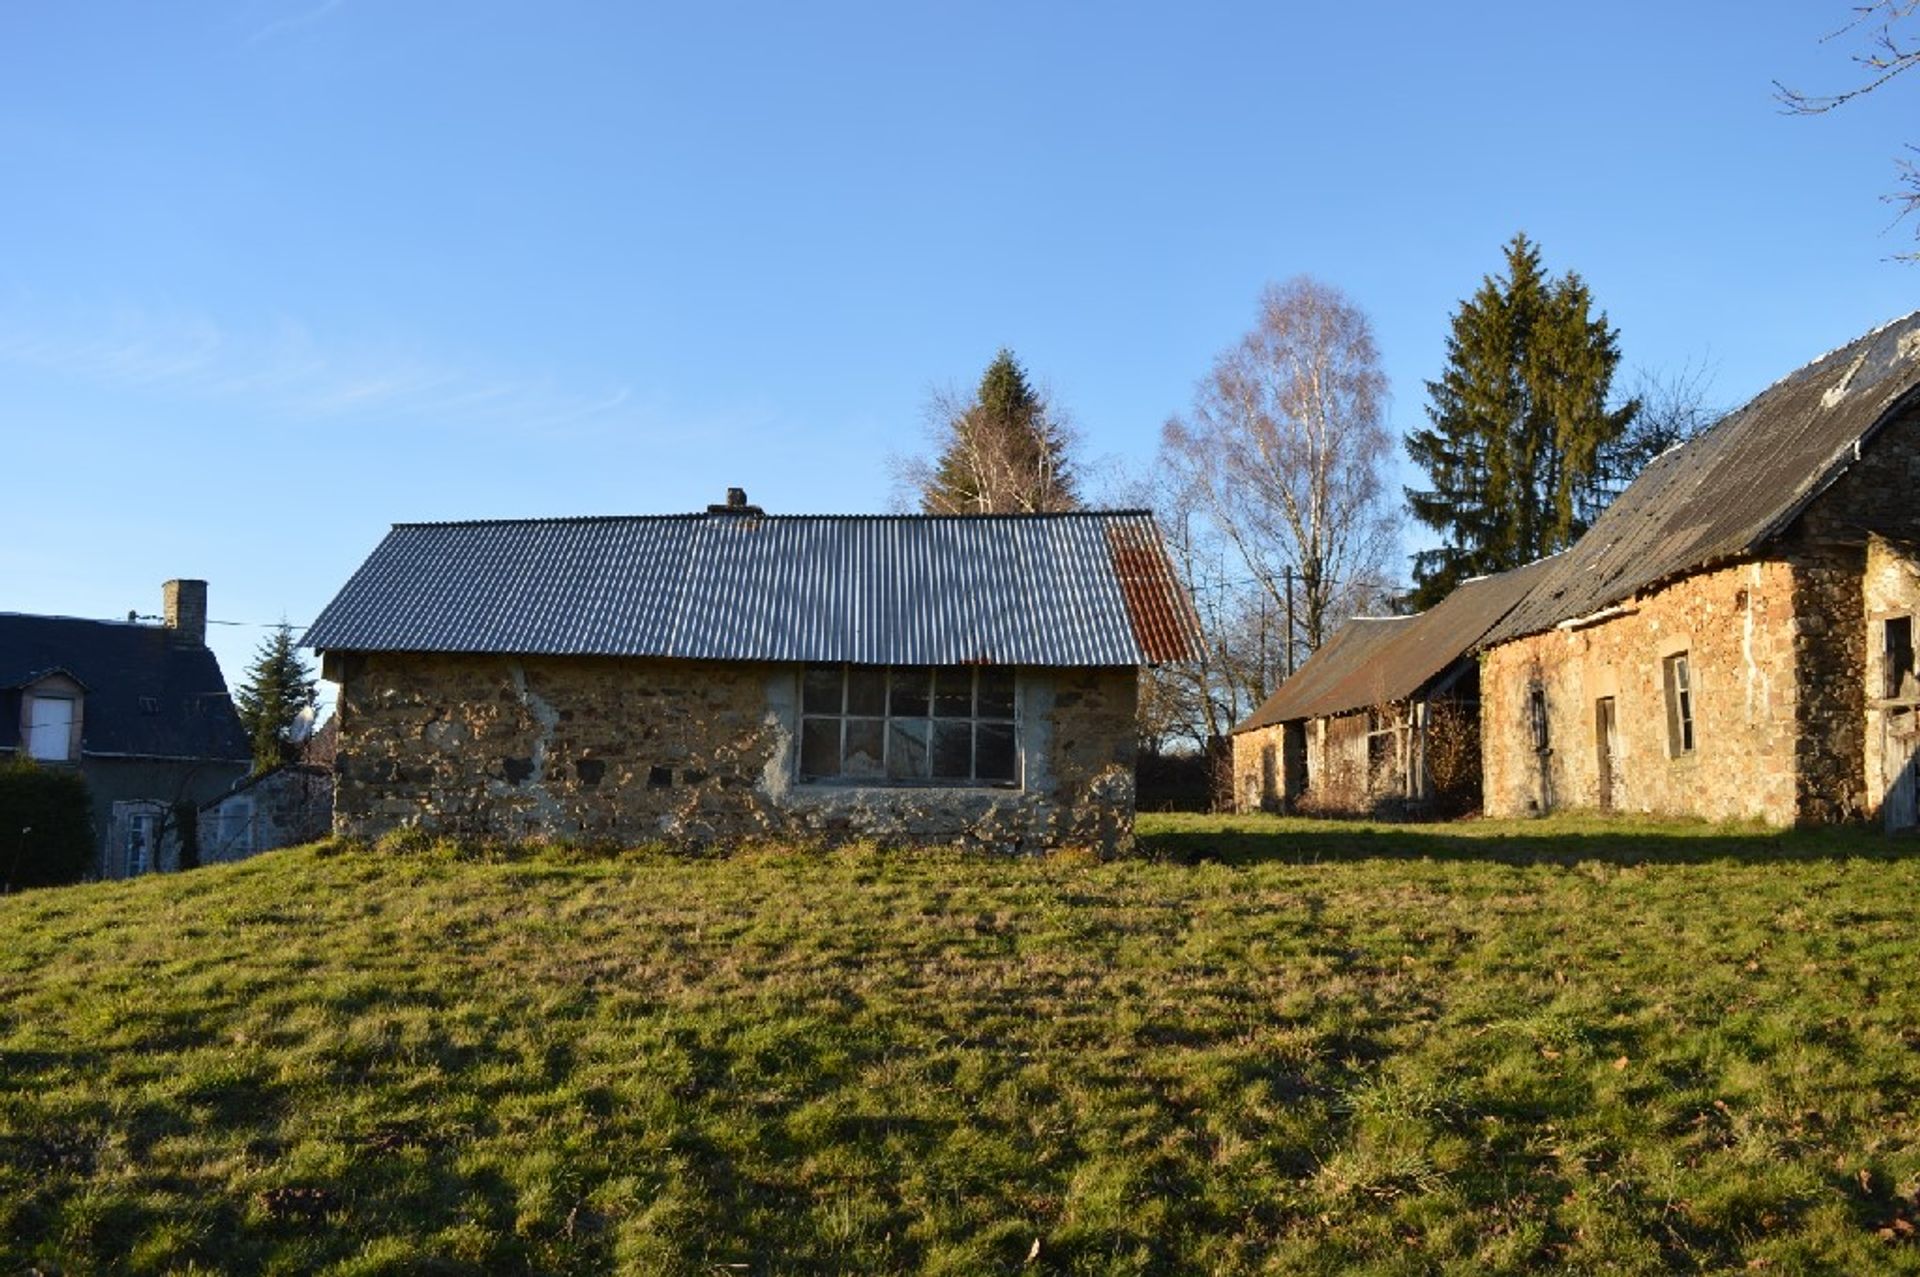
left=1233, top=706, right=1434, bottom=817
left=201, top=766, right=334, bottom=864
left=1863, top=534, right=1920, bottom=828
left=330, top=654, right=1140, bottom=856
left=1231, top=723, right=1283, bottom=812
left=1482, top=560, right=1803, bottom=823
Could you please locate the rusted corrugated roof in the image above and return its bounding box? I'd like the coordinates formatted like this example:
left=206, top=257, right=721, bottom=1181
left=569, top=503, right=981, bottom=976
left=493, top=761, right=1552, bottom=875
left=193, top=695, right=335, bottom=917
left=1232, top=556, right=1555, bottom=732
left=303, top=510, right=1201, bottom=667
left=1486, top=311, right=1920, bottom=645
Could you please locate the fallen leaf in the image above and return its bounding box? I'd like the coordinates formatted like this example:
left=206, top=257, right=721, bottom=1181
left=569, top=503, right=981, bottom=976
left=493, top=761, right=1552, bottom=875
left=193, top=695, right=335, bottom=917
left=1613, top=1055, right=1629, bottom=1070
left=1026, top=1238, right=1041, bottom=1264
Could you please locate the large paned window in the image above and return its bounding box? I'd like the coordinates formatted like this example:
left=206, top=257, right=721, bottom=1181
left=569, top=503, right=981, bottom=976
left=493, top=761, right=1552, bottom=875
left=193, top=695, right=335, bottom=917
left=800, top=664, right=1018, bottom=785
left=1663, top=652, right=1695, bottom=757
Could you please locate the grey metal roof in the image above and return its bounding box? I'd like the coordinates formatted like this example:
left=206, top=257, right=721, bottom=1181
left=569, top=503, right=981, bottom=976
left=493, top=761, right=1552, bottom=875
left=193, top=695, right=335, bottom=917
left=303, top=510, right=1200, bottom=666
left=1233, top=557, right=1554, bottom=732
left=1486, top=311, right=1920, bottom=645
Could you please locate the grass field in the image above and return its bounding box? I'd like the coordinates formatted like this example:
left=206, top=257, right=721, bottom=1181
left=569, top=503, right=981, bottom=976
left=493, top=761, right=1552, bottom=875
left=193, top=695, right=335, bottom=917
left=4, top=814, right=1920, bottom=1274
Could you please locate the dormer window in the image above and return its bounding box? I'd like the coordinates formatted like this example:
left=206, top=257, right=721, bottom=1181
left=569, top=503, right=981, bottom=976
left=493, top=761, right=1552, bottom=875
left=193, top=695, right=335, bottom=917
left=27, top=694, right=76, bottom=762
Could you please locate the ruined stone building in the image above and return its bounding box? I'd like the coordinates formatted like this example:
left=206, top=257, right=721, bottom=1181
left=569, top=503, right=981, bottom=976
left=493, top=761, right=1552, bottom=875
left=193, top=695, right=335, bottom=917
left=1479, top=313, right=1920, bottom=830
left=302, top=498, right=1197, bottom=855
left=1230, top=559, right=1550, bottom=816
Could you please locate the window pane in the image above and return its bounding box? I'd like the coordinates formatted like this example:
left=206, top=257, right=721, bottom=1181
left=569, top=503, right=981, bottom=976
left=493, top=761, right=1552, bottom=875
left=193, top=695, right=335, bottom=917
left=887, top=719, right=929, bottom=780
left=801, top=718, right=842, bottom=777
left=803, top=666, right=843, bottom=715
left=28, top=696, right=73, bottom=761
left=933, top=667, right=972, bottom=718
left=932, top=720, right=972, bottom=779
left=889, top=666, right=931, bottom=718
left=976, top=722, right=1016, bottom=782
left=844, top=718, right=885, bottom=778
left=847, top=668, right=886, bottom=716
left=976, top=667, right=1015, bottom=718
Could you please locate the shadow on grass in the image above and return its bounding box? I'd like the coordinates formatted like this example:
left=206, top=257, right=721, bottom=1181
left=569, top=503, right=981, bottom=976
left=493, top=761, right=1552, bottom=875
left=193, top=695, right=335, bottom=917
left=1138, top=814, right=1920, bottom=869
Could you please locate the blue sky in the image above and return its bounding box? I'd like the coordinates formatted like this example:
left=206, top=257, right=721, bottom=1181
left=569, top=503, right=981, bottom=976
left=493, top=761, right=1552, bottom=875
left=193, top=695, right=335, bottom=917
left=4, top=2, right=1916, bottom=698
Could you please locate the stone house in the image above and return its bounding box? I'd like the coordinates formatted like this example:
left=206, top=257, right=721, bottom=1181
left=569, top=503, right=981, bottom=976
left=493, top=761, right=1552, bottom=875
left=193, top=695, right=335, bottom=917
left=1479, top=313, right=1920, bottom=829
left=198, top=764, right=334, bottom=864
left=0, top=581, right=252, bottom=876
left=1230, top=559, right=1550, bottom=815
left=302, top=498, right=1198, bottom=855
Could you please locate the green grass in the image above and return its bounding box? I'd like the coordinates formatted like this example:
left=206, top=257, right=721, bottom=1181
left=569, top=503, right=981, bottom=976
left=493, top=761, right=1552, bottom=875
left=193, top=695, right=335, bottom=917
left=4, top=814, right=1920, bottom=1274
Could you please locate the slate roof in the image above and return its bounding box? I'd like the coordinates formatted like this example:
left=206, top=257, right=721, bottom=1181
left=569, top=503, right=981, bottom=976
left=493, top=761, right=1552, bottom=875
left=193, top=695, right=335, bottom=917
left=0, top=615, right=251, bottom=761
left=1486, top=311, right=1920, bottom=645
left=1233, top=557, right=1556, bottom=732
left=303, top=510, right=1201, bottom=667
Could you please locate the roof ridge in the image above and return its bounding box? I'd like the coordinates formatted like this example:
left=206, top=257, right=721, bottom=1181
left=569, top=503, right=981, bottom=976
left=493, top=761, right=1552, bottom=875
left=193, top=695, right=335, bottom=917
left=390, top=509, right=1156, bottom=529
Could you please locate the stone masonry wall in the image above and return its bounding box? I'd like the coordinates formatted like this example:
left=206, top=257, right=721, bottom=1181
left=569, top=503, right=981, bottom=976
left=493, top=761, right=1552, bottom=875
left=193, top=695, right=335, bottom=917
left=331, top=654, right=1140, bottom=856
left=1232, top=723, right=1283, bottom=812
left=1863, top=534, right=1920, bottom=827
left=1789, top=403, right=1920, bottom=822
left=1482, top=560, right=1802, bottom=823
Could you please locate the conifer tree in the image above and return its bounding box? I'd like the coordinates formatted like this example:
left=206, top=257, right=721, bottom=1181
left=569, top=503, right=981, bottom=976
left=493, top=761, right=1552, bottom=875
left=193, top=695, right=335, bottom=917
left=1404, top=234, right=1637, bottom=608
left=918, top=349, right=1078, bottom=513
left=234, top=624, right=317, bottom=773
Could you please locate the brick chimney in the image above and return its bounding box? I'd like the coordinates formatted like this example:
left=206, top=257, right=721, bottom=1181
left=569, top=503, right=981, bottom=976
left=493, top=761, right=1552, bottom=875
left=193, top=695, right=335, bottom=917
left=163, top=579, right=207, bottom=646
left=706, top=487, right=765, bottom=516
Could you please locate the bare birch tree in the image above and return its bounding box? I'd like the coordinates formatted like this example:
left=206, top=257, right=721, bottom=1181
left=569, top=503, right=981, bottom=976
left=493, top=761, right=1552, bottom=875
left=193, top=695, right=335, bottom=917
left=1162, top=277, right=1400, bottom=667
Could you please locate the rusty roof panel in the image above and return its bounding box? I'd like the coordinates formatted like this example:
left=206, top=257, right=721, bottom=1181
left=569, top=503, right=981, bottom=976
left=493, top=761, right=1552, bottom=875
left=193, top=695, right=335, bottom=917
left=1486, top=311, right=1920, bottom=645
left=303, top=510, right=1198, bottom=667
left=1233, top=556, right=1555, bottom=731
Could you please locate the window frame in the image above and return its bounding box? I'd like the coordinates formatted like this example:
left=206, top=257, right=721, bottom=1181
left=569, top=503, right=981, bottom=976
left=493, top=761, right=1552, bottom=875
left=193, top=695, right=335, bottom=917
left=127, top=809, right=157, bottom=876
left=1663, top=651, right=1696, bottom=758
left=26, top=693, right=77, bottom=762
left=797, top=663, right=1021, bottom=788
left=1527, top=683, right=1550, bottom=754
left=1884, top=614, right=1916, bottom=702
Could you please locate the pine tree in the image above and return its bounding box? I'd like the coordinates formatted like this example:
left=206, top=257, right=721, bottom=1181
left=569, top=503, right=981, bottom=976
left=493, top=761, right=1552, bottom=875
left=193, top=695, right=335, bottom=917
left=234, top=624, right=317, bottom=774
left=920, top=349, right=1077, bottom=513
left=1404, top=234, right=1637, bottom=608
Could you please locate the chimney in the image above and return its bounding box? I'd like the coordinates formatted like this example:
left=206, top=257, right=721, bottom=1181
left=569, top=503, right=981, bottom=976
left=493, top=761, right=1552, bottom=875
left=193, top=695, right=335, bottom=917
left=163, top=579, right=207, bottom=646
left=706, top=487, right=765, bottom=516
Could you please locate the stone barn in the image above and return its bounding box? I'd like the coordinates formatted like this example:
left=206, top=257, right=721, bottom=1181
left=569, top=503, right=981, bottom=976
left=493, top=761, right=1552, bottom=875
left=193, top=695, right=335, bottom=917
left=1230, top=559, right=1550, bottom=816
left=302, top=499, right=1198, bottom=856
left=1479, top=313, right=1920, bottom=829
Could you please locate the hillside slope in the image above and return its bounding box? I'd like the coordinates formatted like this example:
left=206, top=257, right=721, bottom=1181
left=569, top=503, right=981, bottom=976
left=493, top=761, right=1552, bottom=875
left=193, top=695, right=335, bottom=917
left=4, top=820, right=1920, bottom=1274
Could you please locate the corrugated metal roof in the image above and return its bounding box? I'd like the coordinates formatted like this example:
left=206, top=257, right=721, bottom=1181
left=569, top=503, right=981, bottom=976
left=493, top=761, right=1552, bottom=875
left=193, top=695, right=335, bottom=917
left=303, top=510, right=1201, bottom=667
left=1486, top=311, right=1920, bottom=645
left=1232, top=557, right=1555, bottom=731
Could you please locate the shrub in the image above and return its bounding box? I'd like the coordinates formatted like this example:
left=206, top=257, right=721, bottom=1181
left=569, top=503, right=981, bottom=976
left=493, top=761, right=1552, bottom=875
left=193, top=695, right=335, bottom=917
left=0, top=758, right=94, bottom=891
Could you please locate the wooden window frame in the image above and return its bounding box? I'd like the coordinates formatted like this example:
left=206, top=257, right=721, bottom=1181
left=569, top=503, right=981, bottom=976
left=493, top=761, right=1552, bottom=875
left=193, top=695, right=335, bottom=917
left=1663, top=651, right=1695, bottom=758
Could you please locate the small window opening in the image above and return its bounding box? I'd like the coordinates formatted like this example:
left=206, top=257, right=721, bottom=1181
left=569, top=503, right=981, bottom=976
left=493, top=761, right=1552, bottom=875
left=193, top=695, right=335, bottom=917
left=1527, top=683, right=1549, bottom=753
left=1663, top=652, right=1695, bottom=757
left=139, top=696, right=160, bottom=714
left=1885, top=616, right=1915, bottom=700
